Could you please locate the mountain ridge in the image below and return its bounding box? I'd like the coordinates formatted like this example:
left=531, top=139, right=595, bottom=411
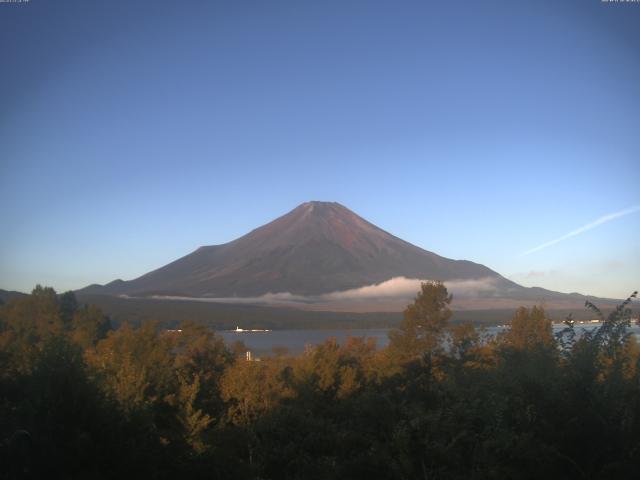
left=77, top=201, right=615, bottom=310
left=79, top=201, right=514, bottom=298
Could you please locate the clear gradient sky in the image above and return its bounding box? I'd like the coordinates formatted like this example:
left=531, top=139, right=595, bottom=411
left=1, top=0, right=638, bottom=298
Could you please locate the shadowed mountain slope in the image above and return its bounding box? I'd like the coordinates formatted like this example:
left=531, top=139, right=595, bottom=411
left=80, top=202, right=516, bottom=297
left=78, top=202, right=615, bottom=312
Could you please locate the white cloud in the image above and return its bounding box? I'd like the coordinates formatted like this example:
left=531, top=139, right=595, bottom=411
left=323, top=277, right=425, bottom=300
left=521, top=205, right=640, bottom=256
left=148, top=276, right=501, bottom=306
left=445, top=277, right=500, bottom=296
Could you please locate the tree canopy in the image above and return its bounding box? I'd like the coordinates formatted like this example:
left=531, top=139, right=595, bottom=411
left=1, top=285, right=638, bottom=479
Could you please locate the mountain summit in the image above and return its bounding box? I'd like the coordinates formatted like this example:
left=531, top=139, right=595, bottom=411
left=83, top=201, right=507, bottom=298
left=80, top=201, right=599, bottom=309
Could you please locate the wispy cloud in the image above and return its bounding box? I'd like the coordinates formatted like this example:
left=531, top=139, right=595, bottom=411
left=521, top=205, right=640, bottom=256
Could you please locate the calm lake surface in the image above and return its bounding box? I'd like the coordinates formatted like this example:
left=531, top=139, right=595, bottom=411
left=219, top=328, right=391, bottom=355
left=219, top=323, right=640, bottom=356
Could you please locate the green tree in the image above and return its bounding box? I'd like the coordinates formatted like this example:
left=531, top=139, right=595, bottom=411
left=59, top=290, right=78, bottom=327
left=175, top=373, right=213, bottom=454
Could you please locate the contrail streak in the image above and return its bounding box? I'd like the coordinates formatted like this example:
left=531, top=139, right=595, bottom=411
left=521, top=205, right=640, bottom=256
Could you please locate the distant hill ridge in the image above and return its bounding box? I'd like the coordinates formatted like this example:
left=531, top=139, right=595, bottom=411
left=0, top=289, right=28, bottom=304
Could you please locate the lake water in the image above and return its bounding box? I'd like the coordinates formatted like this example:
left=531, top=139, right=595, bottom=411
left=219, top=328, right=391, bottom=355
left=218, top=323, right=640, bottom=356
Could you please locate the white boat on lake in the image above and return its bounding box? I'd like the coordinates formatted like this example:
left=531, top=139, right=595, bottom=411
left=232, top=326, right=272, bottom=333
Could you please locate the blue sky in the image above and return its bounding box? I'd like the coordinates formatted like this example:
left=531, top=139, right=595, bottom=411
left=1, top=0, right=638, bottom=298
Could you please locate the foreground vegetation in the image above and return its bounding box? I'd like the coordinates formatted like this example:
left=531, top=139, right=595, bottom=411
left=1, top=283, right=638, bottom=479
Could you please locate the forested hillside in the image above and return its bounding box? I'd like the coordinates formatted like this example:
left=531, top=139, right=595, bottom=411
left=1, top=284, right=638, bottom=479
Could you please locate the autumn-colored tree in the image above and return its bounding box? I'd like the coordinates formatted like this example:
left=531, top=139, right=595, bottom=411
left=221, top=359, right=292, bottom=427
left=445, top=322, right=499, bottom=371
left=174, top=321, right=231, bottom=384
left=2, top=282, right=639, bottom=479
left=447, top=322, right=479, bottom=360
left=220, top=357, right=293, bottom=466
left=87, top=322, right=175, bottom=414
left=0, top=285, right=63, bottom=373
left=502, top=305, right=555, bottom=352
left=173, top=320, right=233, bottom=421
left=291, top=337, right=375, bottom=400
left=70, top=304, right=111, bottom=349
left=388, top=281, right=452, bottom=363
